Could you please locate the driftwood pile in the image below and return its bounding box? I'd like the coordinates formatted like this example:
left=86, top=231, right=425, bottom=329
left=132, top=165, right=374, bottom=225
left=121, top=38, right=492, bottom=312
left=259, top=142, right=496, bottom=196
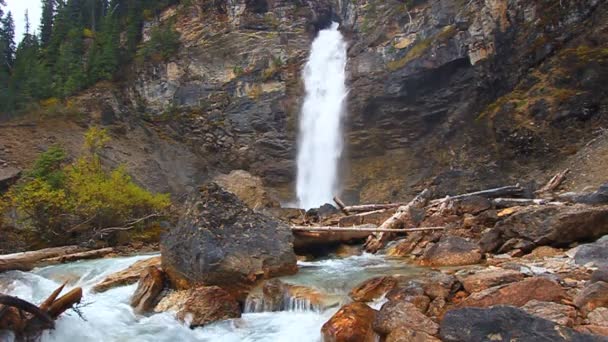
left=291, top=170, right=571, bottom=253
left=0, top=283, right=82, bottom=340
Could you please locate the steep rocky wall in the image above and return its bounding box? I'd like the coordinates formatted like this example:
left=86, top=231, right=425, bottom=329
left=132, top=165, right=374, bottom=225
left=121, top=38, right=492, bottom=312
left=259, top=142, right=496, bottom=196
left=5, top=0, right=607, bottom=205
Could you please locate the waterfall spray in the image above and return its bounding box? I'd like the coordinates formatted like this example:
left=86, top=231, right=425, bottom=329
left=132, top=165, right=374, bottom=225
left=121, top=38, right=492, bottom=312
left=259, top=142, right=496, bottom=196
left=296, top=22, right=348, bottom=210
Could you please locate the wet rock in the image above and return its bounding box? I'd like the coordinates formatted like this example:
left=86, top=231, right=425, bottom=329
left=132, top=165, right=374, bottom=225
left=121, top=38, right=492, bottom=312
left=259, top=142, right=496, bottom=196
left=161, top=183, right=297, bottom=299
left=440, top=306, right=606, bottom=342
left=574, top=236, right=608, bottom=268
left=588, top=308, right=608, bottom=327
left=457, top=268, right=524, bottom=293
left=93, top=256, right=161, bottom=293
left=574, top=281, right=608, bottom=315
left=480, top=205, right=608, bottom=254
left=521, top=300, right=576, bottom=327
left=386, top=233, right=425, bottom=257
left=460, top=277, right=567, bottom=308
left=350, top=276, right=398, bottom=302
left=373, top=301, right=439, bottom=336
left=130, top=266, right=166, bottom=314
left=154, top=286, right=240, bottom=327
left=419, top=236, right=482, bottom=267
left=386, top=328, right=441, bottom=342
left=321, top=302, right=377, bottom=342
left=214, top=170, right=280, bottom=209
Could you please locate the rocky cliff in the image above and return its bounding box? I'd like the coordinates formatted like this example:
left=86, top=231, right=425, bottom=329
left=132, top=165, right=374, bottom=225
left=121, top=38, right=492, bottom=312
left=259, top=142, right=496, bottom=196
left=2, top=0, right=607, bottom=204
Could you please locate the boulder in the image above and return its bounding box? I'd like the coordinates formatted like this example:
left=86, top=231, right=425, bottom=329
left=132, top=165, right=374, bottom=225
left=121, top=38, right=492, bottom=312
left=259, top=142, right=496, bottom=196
left=373, top=301, right=439, bottom=336
left=386, top=328, right=441, bottom=342
left=0, top=166, right=21, bottom=190
left=426, top=297, right=447, bottom=320
left=349, top=276, right=398, bottom=302
left=130, top=266, right=165, bottom=313
left=457, top=268, right=524, bottom=293
left=93, top=256, right=161, bottom=292
left=440, top=306, right=606, bottom=342
left=460, top=277, right=567, bottom=308
left=161, top=183, right=297, bottom=299
left=214, top=170, right=280, bottom=209
left=321, top=302, right=377, bottom=342
left=574, top=281, right=608, bottom=315
left=574, top=236, right=608, bottom=268
left=154, top=286, right=240, bottom=327
left=419, top=236, right=482, bottom=267
left=480, top=205, right=608, bottom=254
left=521, top=300, right=576, bottom=327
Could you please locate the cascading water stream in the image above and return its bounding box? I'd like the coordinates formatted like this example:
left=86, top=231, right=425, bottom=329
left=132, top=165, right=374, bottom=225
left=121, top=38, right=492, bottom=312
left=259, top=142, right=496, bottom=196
left=296, top=22, right=348, bottom=210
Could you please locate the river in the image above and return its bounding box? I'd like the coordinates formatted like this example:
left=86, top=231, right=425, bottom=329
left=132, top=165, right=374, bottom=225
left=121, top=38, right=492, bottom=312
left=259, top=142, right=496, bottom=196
left=0, top=252, right=423, bottom=342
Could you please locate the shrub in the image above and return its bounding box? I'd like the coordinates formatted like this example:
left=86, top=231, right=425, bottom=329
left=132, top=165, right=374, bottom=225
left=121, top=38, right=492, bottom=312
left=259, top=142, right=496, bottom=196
left=4, top=130, right=171, bottom=245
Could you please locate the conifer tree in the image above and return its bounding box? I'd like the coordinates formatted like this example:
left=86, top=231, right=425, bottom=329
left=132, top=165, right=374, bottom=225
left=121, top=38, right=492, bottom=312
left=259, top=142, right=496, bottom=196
left=40, top=0, right=55, bottom=46
left=1, top=11, right=15, bottom=69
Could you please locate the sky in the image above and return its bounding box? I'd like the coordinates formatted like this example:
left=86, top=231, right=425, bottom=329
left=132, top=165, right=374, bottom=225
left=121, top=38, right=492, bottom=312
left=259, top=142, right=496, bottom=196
left=5, top=0, right=42, bottom=43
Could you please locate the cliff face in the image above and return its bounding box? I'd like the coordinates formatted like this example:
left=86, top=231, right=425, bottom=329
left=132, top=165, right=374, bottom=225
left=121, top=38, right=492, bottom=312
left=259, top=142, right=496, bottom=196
left=3, top=0, right=607, bottom=204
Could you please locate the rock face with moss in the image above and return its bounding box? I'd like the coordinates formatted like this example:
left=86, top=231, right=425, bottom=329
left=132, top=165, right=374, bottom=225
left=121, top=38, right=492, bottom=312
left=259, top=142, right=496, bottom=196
left=11, top=0, right=607, bottom=205
left=160, top=182, right=298, bottom=300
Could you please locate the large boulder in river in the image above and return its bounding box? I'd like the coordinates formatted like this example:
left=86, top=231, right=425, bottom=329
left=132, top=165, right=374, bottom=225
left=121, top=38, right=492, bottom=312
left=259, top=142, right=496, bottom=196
left=160, top=183, right=297, bottom=299
left=154, top=285, right=240, bottom=327
left=321, top=302, right=377, bottom=342
left=440, top=306, right=606, bottom=342
left=480, top=205, right=608, bottom=254
left=373, top=301, right=439, bottom=336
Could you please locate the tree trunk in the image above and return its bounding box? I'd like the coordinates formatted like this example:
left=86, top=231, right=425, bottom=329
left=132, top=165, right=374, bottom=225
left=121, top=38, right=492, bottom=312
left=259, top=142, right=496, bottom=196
left=0, top=246, right=88, bottom=273
left=364, top=189, right=431, bottom=253
left=429, top=185, right=525, bottom=205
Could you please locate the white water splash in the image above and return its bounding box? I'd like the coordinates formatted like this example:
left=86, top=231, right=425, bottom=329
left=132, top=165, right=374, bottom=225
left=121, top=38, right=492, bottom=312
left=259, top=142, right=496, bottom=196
left=296, top=22, right=348, bottom=210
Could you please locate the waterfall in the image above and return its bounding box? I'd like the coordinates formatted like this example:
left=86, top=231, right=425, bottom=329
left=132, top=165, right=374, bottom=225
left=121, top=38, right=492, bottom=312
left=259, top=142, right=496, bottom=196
left=296, top=22, right=348, bottom=210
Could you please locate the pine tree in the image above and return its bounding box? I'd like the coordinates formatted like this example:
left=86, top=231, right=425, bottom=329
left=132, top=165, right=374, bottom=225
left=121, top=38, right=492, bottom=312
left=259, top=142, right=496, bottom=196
left=1, top=11, right=15, bottom=69
left=40, top=0, right=55, bottom=46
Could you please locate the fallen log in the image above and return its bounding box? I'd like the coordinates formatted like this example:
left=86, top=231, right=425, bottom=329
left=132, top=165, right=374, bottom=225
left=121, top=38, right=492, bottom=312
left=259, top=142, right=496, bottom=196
left=536, top=169, right=569, bottom=194
left=364, top=189, right=432, bottom=253
left=0, top=246, right=89, bottom=273
left=430, top=185, right=525, bottom=205
left=342, top=203, right=405, bottom=213
left=41, top=248, right=114, bottom=266
left=492, top=198, right=565, bottom=208
left=292, top=226, right=446, bottom=233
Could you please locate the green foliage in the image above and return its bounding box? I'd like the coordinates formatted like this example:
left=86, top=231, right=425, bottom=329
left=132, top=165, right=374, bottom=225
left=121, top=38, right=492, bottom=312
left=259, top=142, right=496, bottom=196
left=4, top=129, right=170, bottom=244
left=26, top=146, right=67, bottom=189
left=136, top=22, right=180, bottom=63
left=1, top=0, right=179, bottom=115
